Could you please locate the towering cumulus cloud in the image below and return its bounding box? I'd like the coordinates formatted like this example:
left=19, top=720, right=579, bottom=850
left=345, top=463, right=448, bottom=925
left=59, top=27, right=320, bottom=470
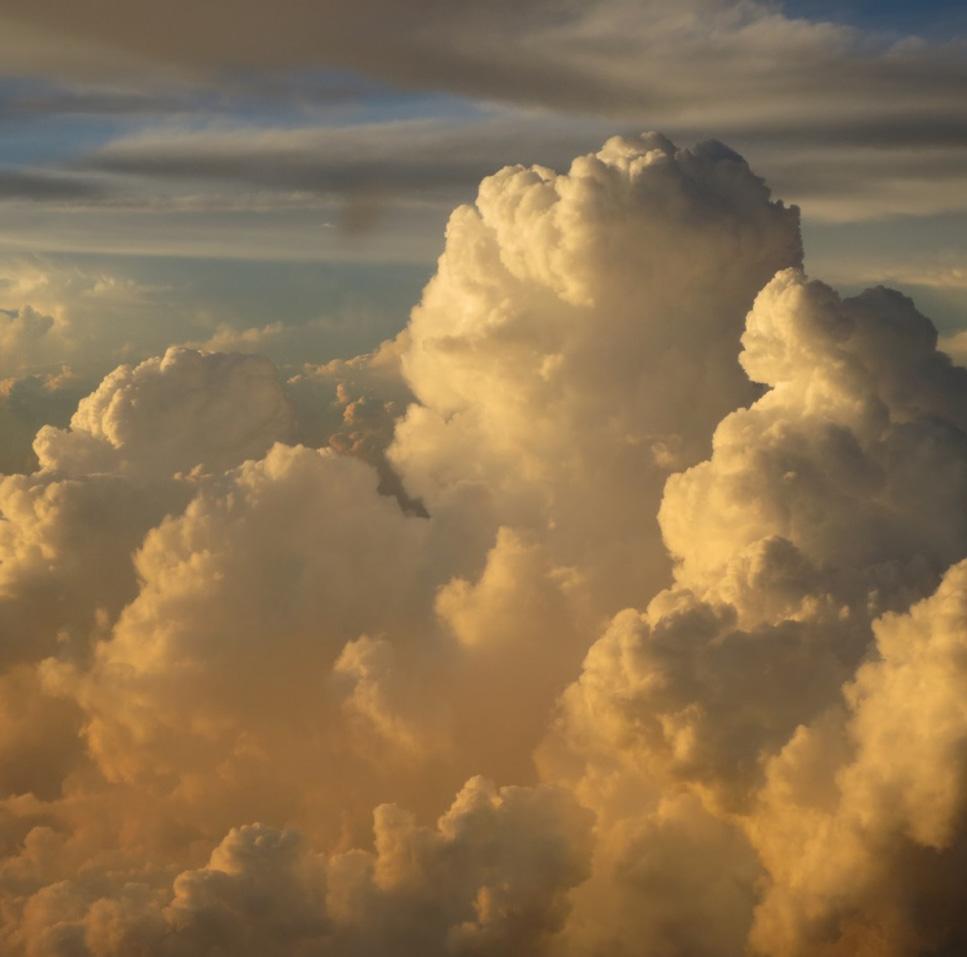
left=0, top=134, right=965, bottom=956
left=391, top=133, right=801, bottom=611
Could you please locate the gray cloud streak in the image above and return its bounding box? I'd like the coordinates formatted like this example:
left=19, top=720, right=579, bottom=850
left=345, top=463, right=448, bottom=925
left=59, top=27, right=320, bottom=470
left=0, top=168, right=106, bottom=202
left=1, top=1, right=964, bottom=129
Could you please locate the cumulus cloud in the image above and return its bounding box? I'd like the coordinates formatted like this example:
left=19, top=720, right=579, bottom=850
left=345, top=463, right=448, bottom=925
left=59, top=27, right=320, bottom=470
left=390, top=131, right=801, bottom=610
left=750, top=560, right=967, bottom=957
left=286, top=338, right=421, bottom=510
left=661, top=269, right=967, bottom=621
left=0, top=369, right=82, bottom=475
left=50, top=443, right=435, bottom=829
left=0, top=306, right=65, bottom=378
left=0, top=257, right=211, bottom=381
left=0, top=132, right=965, bottom=957
left=34, top=347, right=296, bottom=478
left=3, top=777, right=590, bottom=957
left=536, top=262, right=967, bottom=956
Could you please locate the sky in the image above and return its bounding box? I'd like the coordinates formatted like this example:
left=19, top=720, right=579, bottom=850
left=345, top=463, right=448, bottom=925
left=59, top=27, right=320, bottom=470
left=1, top=4, right=967, bottom=957
left=0, top=0, right=964, bottom=357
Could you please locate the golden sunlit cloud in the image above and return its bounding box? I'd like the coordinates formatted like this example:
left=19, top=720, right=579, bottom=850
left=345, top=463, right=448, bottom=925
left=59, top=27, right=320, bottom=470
left=0, top=132, right=965, bottom=957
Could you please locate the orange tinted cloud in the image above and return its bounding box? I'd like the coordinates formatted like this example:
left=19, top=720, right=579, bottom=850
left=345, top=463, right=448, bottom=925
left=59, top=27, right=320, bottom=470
left=0, top=133, right=965, bottom=957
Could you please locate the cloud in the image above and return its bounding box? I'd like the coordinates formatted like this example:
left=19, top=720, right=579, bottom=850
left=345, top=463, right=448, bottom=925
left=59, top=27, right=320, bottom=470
left=84, top=121, right=508, bottom=200
left=78, top=118, right=610, bottom=236
left=0, top=369, right=82, bottom=474
left=0, top=257, right=207, bottom=378
left=0, top=306, right=64, bottom=378
left=2, top=0, right=964, bottom=129
left=34, top=347, right=296, bottom=478
left=0, top=468, right=182, bottom=672
left=0, top=169, right=105, bottom=203
left=389, top=131, right=801, bottom=612
left=536, top=262, right=967, bottom=955
left=0, top=0, right=964, bottom=242
left=0, top=131, right=964, bottom=957
left=286, top=339, right=423, bottom=511
left=661, top=269, right=967, bottom=615
left=751, top=559, right=967, bottom=956
left=54, top=444, right=432, bottom=801
left=5, top=777, right=591, bottom=957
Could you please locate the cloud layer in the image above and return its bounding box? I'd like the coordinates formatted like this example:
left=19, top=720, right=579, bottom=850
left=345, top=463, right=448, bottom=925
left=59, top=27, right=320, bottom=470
left=0, top=132, right=965, bottom=956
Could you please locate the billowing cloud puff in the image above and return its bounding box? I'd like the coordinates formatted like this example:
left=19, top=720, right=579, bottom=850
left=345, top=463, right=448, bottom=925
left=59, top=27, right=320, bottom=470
left=3, top=777, right=591, bottom=957
left=0, top=345, right=307, bottom=679
left=286, top=338, right=422, bottom=511
left=0, top=258, right=216, bottom=383
left=390, top=132, right=801, bottom=610
left=0, top=346, right=307, bottom=818
left=546, top=267, right=967, bottom=811
left=45, top=443, right=436, bottom=839
left=35, top=347, right=296, bottom=478
left=0, top=470, right=178, bottom=668
left=0, top=134, right=965, bottom=957
left=538, top=264, right=967, bottom=956
left=661, top=269, right=967, bottom=624
left=0, top=370, right=83, bottom=475
left=0, top=307, right=63, bottom=379
left=750, top=559, right=967, bottom=957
